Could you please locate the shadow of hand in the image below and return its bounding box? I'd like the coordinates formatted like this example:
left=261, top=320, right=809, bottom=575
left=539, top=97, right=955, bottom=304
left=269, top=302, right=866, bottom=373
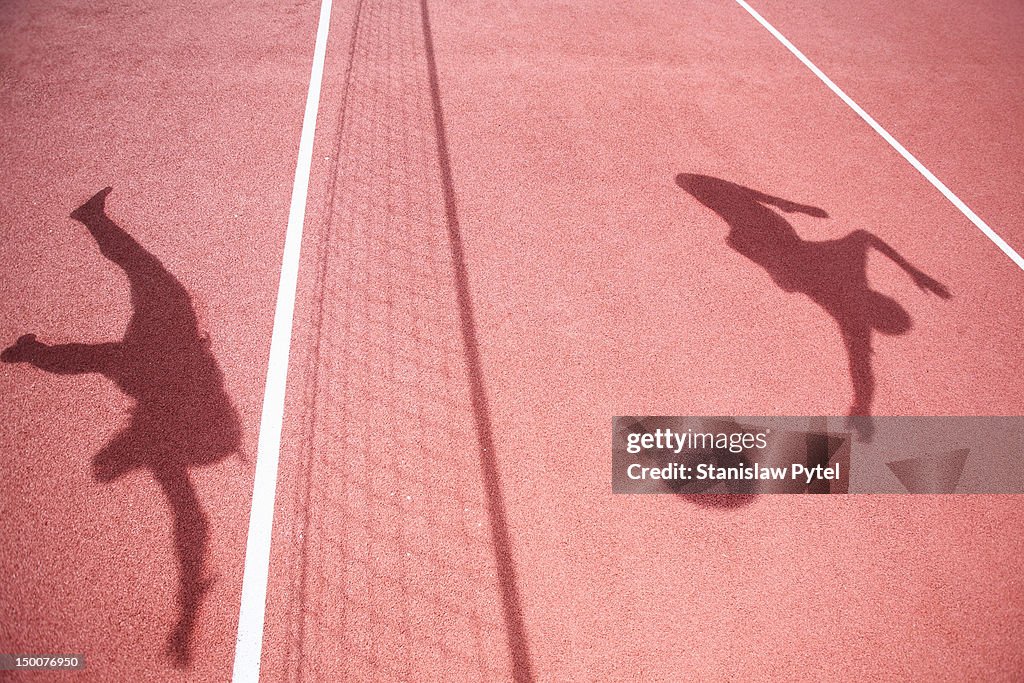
left=778, top=200, right=829, bottom=218
left=1, top=334, right=42, bottom=363
left=912, top=271, right=952, bottom=299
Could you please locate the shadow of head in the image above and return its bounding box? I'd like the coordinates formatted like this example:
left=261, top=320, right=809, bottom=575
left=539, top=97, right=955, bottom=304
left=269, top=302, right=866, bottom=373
left=678, top=494, right=757, bottom=508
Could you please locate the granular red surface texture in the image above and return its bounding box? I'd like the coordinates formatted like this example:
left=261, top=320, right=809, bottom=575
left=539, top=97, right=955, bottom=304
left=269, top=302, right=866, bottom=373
left=2, top=0, right=1022, bottom=681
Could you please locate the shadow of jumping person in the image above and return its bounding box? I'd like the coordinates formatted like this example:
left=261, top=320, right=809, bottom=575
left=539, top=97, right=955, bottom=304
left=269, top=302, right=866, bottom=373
left=1, top=187, right=242, bottom=667
left=675, top=174, right=951, bottom=441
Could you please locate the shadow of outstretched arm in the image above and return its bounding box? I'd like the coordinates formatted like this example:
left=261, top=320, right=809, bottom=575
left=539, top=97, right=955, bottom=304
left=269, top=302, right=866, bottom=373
left=745, top=188, right=829, bottom=218
left=675, top=173, right=829, bottom=218
left=860, top=230, right=952, bottom=299
left=2, top=336, right=121, bottom=374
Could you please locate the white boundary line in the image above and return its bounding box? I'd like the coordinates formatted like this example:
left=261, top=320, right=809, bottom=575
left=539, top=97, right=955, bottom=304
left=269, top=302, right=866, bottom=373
left=734, top=0, right=1024, bottom=272
left=232, top=0, right=333, bottom=680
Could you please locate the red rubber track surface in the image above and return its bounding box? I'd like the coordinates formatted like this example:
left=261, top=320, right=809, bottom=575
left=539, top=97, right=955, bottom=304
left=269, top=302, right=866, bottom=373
left=0, top=0, right=318, bottom=679
left=753, top=0, right=1024, bottom=250
left=2, top=0, right=1023, bottom=681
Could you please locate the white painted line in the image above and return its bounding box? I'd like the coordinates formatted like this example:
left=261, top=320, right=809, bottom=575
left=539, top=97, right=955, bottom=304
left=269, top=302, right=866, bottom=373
left=231, top=0, right=333, bottom=680
left=734, top=0, right=1024, bottom=272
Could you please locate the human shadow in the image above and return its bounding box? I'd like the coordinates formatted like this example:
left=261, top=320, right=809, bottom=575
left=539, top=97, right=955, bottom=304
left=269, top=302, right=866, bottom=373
left=675, top=174, right=951, bottom=441
left=1, top=187, right=241, bottom=667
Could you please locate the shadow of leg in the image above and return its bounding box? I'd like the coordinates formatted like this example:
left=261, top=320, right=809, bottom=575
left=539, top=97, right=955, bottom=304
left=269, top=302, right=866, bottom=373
left=840, top=322, right=876, bottom=442
left=155, top=468, right=213, bottom=668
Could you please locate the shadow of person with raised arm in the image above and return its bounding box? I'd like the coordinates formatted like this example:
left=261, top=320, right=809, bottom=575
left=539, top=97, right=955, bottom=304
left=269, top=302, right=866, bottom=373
left=675, top=174, right=951, bottom=441
left=1, top=187, right=242, bottom=667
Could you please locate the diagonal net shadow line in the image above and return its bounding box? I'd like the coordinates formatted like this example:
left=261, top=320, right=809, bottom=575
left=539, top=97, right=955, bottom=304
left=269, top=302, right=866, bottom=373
left=288, top=0, right=369, bottom=676
left=419, top=1, right=535, bottom=681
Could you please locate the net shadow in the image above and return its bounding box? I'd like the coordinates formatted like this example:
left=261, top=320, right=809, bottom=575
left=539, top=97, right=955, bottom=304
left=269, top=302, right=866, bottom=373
left=276, top=1, right=531, bottom=680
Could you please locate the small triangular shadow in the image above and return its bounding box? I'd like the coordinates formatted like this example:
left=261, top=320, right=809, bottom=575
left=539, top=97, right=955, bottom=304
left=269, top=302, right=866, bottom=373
left=886, top=448, right=968, bottom=493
